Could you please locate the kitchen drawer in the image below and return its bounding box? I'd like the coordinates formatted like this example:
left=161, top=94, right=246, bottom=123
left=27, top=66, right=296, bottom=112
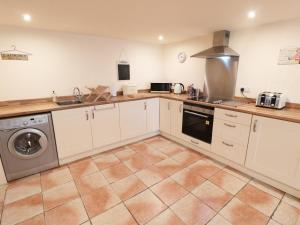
left=181, top=134, right=211, bottom=151
left=213, top=118, right=251, bottom=146
left=215, top=108, right=252, bottom=126
left=212, top=137, right=247, bottom=165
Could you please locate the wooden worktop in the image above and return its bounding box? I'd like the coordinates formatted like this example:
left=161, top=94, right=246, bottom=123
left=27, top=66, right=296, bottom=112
left=1, top=93, right=300, bottom=123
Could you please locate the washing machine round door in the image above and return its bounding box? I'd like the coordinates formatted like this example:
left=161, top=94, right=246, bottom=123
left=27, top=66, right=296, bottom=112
left=8, top=128, right=48, bottom=159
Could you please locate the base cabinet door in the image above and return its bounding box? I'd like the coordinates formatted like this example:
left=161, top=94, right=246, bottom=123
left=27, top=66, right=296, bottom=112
left=91, top=104, right=120, bottom=149
left=147, top=98, right=160, bottom=133
left=52, top=107, right=93, bottom=159
left=119, top=100, right=147, bottom=140
left=171, top=100, right=183, bottom=138
left=246, top=116, right=300, bottom=189
left=159, top=98, right=171, bottom=134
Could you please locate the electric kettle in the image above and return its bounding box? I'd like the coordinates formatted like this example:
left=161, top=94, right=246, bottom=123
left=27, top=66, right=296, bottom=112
left=174, top=83, right=184, bottom=94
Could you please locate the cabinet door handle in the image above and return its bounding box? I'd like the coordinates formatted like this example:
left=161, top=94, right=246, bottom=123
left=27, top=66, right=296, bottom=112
left=191, top=139, right=199, bottom=144
left=92, top=109, right=95, bottom=119
left=85, top=111, right=89, bottom=120
left=144, top=102, right=147, bottom=110
left=222, top=141, right=234, bottom=147
left=253, top=119, right=258, bottom=132
left=168, top=102, right=170, bottom=110
left=225, top=113, right=237, bottom=118
left=179, top=104, right=182, bottom=113
left=224, top=123, right=236, bottom=128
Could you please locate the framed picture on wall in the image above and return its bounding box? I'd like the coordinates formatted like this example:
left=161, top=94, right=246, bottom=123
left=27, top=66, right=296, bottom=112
left=118, top=63, right=130, bottom=80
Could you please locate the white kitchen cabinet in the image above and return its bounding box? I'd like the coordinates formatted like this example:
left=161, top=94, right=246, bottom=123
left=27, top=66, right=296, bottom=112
left=160, top=98, right=171, bottom=134
left=0, top=159, right=7, bottom=184
left=146, top=98, right=160, bottom=133
left=90, top=103, right=120, bottom=149
left=246, top=116, right=300, bottom=189
left=171, top=100, right=183, bottom=138
left=52, top=107, right=93, bottom=159
left=160, top=98, right=183, bottom=138
left=119, top=100, right=147, bottom=140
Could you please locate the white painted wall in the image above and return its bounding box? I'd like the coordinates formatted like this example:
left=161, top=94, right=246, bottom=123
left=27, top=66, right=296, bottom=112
left=162, top=18, right=300, bottom=103
left=0, top=26, right=163, bottom=101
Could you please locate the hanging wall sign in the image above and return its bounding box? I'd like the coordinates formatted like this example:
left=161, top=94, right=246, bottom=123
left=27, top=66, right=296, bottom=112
left=278, top=47, right=300, bottom=65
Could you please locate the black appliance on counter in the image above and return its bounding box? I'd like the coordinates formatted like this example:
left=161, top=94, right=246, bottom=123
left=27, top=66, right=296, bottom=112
left=182, top=103, right=214, bottom=144
left=150, top=83, right=172, bottom=93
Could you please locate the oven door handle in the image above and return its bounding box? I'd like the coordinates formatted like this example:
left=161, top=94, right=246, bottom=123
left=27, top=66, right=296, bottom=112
left=184, top=110, right=209, bottom=118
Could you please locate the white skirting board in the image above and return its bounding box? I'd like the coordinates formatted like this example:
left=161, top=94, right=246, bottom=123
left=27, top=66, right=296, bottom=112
left=160, top=132, right=300, bottom=198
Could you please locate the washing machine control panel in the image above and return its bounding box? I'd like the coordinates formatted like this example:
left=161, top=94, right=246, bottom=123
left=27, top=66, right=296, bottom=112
left=0, top=114, right=49, bottom=130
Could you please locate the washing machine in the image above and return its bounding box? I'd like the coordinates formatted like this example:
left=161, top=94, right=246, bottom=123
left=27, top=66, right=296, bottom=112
left=0, top=113, right=59, bottom=181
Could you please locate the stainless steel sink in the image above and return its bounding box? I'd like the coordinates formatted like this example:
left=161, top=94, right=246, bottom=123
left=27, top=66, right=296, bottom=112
left=56, top=99, right=83, bottom=106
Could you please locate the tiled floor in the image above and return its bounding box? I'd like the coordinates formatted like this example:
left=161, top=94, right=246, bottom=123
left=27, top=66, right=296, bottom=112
left=0, top=135, right=299, bottom=225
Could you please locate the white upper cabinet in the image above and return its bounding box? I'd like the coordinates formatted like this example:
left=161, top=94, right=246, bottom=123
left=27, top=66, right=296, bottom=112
left=160, top=98, right=171, bottom=134
left=146, top=98, right=160, bottom=133
left=52, top=107, right=93, bottom=159
left=246, top=116, right=300, bottom=189
left=119, top=99, right=147, bottom=140
left=171, top=100, right=183, bottom=138
left=90, top=103, right=120, bottom=149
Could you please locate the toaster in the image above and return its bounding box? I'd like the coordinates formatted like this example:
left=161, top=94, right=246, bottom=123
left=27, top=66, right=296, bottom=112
left=256, top=92, right=287, bottom=109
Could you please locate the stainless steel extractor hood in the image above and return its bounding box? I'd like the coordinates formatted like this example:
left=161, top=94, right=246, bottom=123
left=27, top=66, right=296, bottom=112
left=191, top=30, right=239, bottom=58
left=191, top=30, right=240, bottom=102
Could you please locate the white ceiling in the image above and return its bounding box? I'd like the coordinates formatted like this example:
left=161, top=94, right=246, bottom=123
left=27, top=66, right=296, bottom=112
left=0, top=0, right=300, bottom=44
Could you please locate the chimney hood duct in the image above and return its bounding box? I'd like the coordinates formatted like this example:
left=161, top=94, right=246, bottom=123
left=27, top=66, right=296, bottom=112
left=191, top=30, right=239, bottom=58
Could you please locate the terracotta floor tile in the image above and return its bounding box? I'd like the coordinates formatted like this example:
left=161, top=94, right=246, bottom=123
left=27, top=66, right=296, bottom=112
left=0, top=185, right=7, bottom=204
left=170, top=193, right=216, bottom=225
left=93, top=153, right=120, bottom=170
left=81, top=221, right=92, bottom=225
left=75, top=172, right=108, bottom=195
left=266, top=219, right=281, bottom=225
left=135, top=165, right=168, bottom=187
left=1, top=193, right=43, bottom=225
left=155, top=158, right=183, bottom=176
left=188, top=159, right=223, bottom=179
left=41, top=166, right=73, bottom=191
left=223, top=166, right=251, bottom=183
left=91, top=203, right=137, bottom=225
left=5, top=173, right=41, bottom=204
left=125, top=189, right=167, bottom=224
left=272, top=201, right=300, bottom=225
left=209, top=170, right=246, bottom=195
left=172, top=151, right=204, bottom=166
left=156, top=143, right=186, bottom=157
left=68, top=158, right=98, bottom=178
left=150, top=178, right=188, bottom=206
left=145, top=208, right=185, bottom=225
left=45, top=198, right=88, bottom=225
left=219, top=197, right=269, bottom=225
left=145, top=136, right=171, bottom=149
left=124, top=153, right=153, bottom=172
left=81, top=185, right=121, bottom=218
left=171, top=168, right=205, bottom=191
left=18, top=213, right=45, bottom=225
left=101, top=163, right=132, bottom=183
left=142, top=148, right=168, bottom=164
left=111, top=174, right=147, bottom=201
left=129, top=142, right=153, bottom=153
left=282, top=193, right=300, bottom=209
left=114, top=148, right=137, bottom=161
left=109, top=146, right=129, bottom=154
left=207, top=215, right=233, bottom=225
left=43, top=181, right=79, bottom=211
left=192, top=181, right=233, bottom=211
left=249, top=179, right=284, bottom=199
left=237, top=184, right=280, bottom=216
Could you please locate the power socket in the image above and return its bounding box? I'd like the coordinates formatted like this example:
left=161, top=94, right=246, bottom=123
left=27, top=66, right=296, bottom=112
left=240, top=87, right=250, bottom=94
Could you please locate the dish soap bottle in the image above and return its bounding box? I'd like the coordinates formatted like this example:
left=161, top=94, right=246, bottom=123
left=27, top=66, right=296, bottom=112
left=52, top=91, right=57, bottom=103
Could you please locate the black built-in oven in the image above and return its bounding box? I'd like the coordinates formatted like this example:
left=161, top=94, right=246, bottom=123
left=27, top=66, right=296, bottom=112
left=182, top=103, right=214, bottom=144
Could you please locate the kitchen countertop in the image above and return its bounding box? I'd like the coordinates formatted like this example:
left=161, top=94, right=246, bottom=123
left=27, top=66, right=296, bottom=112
left=1, top=93, right=300, bottom=123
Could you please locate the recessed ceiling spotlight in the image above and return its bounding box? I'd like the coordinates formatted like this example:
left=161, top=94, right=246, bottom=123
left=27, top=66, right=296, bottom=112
left=22, top=14, right=32, bottom=22
left=248, top=11, right=256, bottom=19
left=158, top=35, right=164, bottom=41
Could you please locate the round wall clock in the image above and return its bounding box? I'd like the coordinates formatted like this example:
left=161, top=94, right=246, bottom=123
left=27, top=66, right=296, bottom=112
left=177, top=52, right=187, bottom=63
